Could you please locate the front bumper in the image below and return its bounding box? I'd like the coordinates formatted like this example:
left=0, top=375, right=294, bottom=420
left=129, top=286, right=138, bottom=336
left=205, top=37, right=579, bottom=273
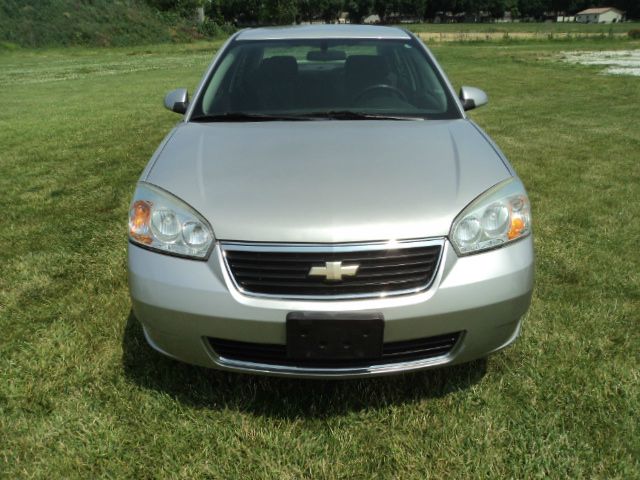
left=128, top=237, right=534, bottom=378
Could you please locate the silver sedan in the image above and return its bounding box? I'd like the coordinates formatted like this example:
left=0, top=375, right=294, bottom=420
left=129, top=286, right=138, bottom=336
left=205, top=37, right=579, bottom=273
left=128, top=25, right=534, bottom=378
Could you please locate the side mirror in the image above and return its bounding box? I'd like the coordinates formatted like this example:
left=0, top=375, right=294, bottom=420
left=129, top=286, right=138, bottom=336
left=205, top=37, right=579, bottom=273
left=459, top=86, right=488, bottom=111
left=164, top=88, right=189, bottom=114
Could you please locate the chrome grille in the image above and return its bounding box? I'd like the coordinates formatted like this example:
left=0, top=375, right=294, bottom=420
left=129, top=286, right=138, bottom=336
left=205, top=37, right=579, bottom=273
left=221, top=239, right=443, bottom=299
left=208, top=331, right=461, bottom=368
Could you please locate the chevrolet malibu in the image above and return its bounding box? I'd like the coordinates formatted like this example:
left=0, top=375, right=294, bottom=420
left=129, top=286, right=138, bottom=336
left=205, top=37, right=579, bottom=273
left=128, top=25, right=534, bottom=378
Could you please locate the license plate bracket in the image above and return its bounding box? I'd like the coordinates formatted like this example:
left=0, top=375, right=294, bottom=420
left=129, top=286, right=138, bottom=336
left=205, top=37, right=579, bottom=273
left=286, top=312, right=384, bottom=361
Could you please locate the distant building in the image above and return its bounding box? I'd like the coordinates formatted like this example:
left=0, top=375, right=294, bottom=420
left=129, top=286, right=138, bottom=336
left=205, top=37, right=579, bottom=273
left=363, top=14, right=381, bottom=24
left=496, top=11, right=514, bottom=23
left=575, top=7, right=624, bottom=23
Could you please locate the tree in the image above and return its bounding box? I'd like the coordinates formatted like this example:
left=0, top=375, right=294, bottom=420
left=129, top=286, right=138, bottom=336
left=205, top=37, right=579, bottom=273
left=345, top=0, right=372, bottom=23
left=319, top=0, right=344, bottom=23
left=374, top=0, right=391, bottom=22
left=423, top=0, right=465, bottom=18
left=517, top=0, right=550, bottom=18
left=210, top=0, right=638, bottom=25
left=260, top=0, right=298, bottom=24
left=297, top=0, right=317, bottom=22
left=145, top=0, right=204, bottom=17
left=205, top=0, right=223, bottom=22
left=486, top=0, right=508, bottom=18
left=218, top=0, right=261, bottom=24
left=296, top=0, right=342, bottom=23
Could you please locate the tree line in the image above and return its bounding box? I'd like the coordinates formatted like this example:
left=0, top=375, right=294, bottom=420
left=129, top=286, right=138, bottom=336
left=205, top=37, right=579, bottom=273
left=146, top=0, right=639, bottom=24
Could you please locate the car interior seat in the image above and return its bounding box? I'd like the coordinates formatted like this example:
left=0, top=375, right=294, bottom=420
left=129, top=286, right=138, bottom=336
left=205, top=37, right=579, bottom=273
left=254, top=55, right=299, bottom=110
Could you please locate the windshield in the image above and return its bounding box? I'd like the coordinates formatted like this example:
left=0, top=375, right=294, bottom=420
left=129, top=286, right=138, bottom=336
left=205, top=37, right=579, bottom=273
left=191, top=38, right=461, bottom=120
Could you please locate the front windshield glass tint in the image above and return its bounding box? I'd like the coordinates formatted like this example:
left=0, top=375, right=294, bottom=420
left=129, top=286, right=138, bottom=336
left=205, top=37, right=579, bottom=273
left=192, top=38, right=461, bottom=120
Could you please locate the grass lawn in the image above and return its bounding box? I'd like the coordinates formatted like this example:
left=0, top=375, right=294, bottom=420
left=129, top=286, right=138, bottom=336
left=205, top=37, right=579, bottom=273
left=404, top=21, right=640, bottom=33
left=1, top=37, right=639, bottom=478
left=404, top=21, right=640, bottom=42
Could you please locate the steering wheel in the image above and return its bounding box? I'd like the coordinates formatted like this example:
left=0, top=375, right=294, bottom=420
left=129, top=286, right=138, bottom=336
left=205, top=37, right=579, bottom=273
left=352, top=84, right=408, bottom=104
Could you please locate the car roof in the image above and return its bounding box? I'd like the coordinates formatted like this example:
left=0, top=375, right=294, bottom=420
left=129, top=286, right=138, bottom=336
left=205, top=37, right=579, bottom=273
left=235, top=24, right=411, bottom=41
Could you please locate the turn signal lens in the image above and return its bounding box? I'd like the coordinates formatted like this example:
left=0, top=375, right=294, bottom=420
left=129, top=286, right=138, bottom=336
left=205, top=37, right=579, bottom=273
left=129, top=200, right=152, bottom=244
left=450, top=178, right=531, bottom=256
left=508, top=216, right=525, bottom=240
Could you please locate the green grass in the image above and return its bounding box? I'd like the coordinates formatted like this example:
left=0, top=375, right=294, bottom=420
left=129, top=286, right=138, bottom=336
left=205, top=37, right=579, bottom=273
left=0, top=0, right=205, bottom=48
left=1, top=38, right=639, bottom=478
left=404, top=21, right=640, bottom=34
left=404, top=22, right=640, bottom=43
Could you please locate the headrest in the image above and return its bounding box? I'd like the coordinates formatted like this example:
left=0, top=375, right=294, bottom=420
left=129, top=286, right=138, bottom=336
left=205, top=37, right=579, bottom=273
left=259, top=56, right=298, bottom=81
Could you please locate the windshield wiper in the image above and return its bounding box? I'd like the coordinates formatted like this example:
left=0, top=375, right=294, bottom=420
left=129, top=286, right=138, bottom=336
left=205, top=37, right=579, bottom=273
left=190, top=111, right=423, bottom=122
left=190, top=112, right=312, bottom=122
left=301, top=111, right=422, bottom=121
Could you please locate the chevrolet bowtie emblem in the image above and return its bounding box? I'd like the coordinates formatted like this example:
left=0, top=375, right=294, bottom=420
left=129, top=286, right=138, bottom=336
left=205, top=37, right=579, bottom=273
left=308, top=261, right=359, bottom=282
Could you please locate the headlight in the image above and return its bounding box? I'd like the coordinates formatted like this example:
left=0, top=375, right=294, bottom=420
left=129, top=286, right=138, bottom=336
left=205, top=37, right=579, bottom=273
left=450, top=178, right=531, bottom=255
left=128, top=182, right=214, bottom=259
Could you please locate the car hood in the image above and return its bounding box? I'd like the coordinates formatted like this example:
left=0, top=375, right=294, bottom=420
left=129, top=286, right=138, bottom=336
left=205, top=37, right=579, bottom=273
left=145, top=119, right=510, bottom=243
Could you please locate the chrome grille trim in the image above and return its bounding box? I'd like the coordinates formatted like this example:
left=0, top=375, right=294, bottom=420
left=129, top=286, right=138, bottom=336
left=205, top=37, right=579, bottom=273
left=220, top=238, right=445, bottom=300
left=208, top=331, right=461, bottom=368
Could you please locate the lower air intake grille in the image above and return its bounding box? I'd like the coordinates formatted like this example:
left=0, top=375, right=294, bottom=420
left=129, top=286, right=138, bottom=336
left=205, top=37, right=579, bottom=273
left=209, top=332, right=461, bottom=368
left=222, top=239, right=443, bottom=299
